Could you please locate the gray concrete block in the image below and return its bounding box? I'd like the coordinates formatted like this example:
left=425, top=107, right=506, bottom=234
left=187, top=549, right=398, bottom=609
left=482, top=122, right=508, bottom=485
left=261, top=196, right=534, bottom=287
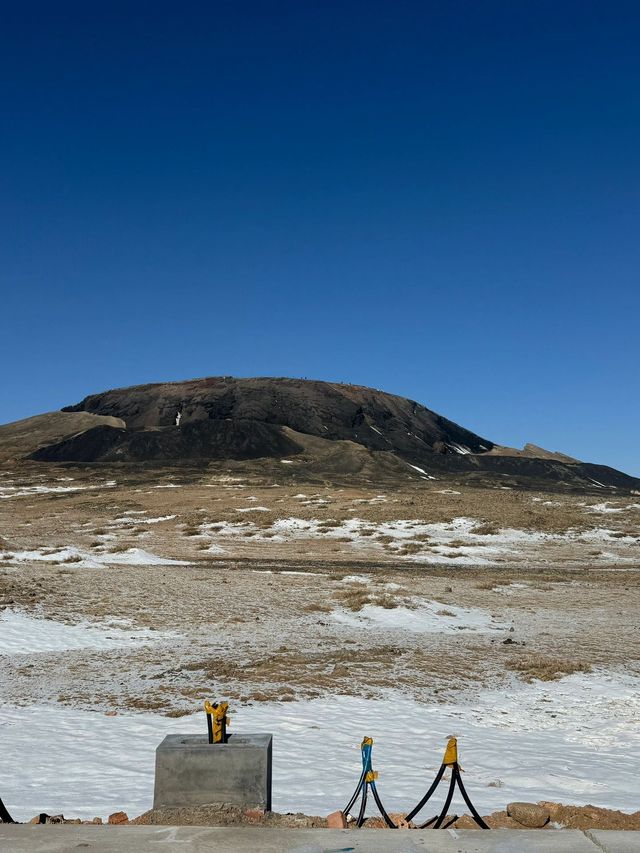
left=153, top=733, right=272, bottom=811
left=586, top=830, right=640, bottom=852
left=1, top=826, right=633, bottom=852
left=448, top=828, right=602, bottom=851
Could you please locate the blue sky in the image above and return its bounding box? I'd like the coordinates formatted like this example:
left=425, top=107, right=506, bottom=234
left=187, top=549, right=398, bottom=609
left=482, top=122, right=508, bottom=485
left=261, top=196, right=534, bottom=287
left=1, top=1, right=638, bottom=475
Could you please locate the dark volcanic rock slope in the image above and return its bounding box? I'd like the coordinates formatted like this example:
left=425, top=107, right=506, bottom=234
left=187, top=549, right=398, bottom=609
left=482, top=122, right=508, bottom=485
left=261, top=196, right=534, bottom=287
left=60, top=377, right=492, bottom=457
left=26, top=377, right=640, bottom=490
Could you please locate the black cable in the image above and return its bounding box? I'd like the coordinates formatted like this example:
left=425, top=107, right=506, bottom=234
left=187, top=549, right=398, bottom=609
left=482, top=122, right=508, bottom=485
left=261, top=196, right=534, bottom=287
left=0, top=798, right=15, bottom=824
left=343, top=767, right=366, bottom=816
left=404, top=763, right=446, bottom=821
left=433, top=772, right=456, bottom=828
left=342, top=741, right=490, bottom=832
left=355, top=784, right=369, bottom=827
left=370, top=783, right=397, bottom=828
left=453, top=765, right=490, bottom=829
left=206, top=712, right=213, bottom=744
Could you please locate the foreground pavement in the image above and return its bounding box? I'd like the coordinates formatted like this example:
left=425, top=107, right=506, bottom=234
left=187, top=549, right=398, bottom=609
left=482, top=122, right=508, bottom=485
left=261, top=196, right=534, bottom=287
left=1, top=826, right=640, bottom=852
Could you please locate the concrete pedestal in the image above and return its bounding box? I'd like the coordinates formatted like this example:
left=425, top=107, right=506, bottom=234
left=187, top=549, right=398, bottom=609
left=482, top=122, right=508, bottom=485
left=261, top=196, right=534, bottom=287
left=153, top=733, right=272, bottom=811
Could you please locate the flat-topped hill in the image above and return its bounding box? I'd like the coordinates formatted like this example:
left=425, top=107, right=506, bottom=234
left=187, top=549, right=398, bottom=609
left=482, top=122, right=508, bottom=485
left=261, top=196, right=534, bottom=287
left=0, top=376, right=635, bottom=491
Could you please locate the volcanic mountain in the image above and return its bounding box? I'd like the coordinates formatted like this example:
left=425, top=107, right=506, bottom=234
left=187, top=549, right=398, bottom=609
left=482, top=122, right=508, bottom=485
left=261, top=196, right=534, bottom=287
left=3, top=377, right=638, bottom=491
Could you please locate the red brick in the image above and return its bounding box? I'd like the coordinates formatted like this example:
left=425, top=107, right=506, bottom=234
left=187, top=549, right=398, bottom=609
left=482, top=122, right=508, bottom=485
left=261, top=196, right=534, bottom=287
left=326, top=810, right=347, bottom=829
left=108, top=811, right=129, bottom=825
left=244, top=808, right=265, bottom=822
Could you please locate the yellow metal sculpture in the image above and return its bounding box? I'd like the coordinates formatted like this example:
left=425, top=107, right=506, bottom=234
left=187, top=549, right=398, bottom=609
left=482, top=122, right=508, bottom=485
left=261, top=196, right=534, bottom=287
left=204, top=700, right=229, bottom=744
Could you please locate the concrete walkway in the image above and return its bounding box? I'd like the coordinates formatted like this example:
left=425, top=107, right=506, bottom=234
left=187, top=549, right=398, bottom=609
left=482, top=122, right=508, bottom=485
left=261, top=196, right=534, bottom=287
left=1, top=826, right=639, bottom=852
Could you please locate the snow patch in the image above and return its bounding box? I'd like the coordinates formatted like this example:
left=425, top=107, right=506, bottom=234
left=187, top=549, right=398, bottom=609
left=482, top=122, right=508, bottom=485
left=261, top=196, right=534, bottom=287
left=448, top=443, right=471, bottom=455
left=0, top=610, right=178, bottom=655
left=199, top=543, right=226, bottom=555
left=0, top=481, right=116, bottom=499
left=333, top=599, right=502, bottom=634
left=113, top=515, right=176, bottom=526
left=4, top=547, right=190, bottom=568
left=407, top=463, right=437, bottom=480
left=585, top=503, right=625, bottom=514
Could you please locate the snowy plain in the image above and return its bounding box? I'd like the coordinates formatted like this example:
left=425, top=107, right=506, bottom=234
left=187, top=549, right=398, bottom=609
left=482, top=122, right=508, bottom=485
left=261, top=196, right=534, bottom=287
left=1, top=672, right=639, bottom=822
left=2, top=474, right=639, bottom=824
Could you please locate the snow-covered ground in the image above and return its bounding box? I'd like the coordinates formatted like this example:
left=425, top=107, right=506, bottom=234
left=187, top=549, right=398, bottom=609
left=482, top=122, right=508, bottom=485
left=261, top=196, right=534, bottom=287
left=332, top=599, right=503, bottom=634
left=0, top=481, right=116, bottom=499
left=7, top=514, right=635, bottom=569
left=1, top=671, right=638, bottom=821
left=197, top=515, right=638, bottom=566
left=3, top=546, right=191, bottom=568
left=112, top=514, right=177, bottom=526
left=0, top=609, right=179, bottom=654
left=2, top=474, right=638, bottom=823
left=584, top=502, right=640, bottom=514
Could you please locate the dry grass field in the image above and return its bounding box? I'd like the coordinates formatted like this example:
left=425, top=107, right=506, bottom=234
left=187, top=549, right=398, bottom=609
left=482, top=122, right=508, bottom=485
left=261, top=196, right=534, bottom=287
left=2, top=460, right=638, bottom=714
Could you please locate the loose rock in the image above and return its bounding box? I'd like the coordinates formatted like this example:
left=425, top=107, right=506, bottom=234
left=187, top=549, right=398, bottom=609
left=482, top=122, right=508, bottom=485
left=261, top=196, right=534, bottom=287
left=108, top=811, right=129, bottom=825
left=326, top=810, right=347, bottom=829
left=507, top=801, right=550, bottom=828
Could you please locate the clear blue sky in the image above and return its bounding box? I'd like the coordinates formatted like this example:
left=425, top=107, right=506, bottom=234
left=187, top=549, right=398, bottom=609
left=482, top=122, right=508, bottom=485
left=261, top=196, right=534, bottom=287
left=1, top=1, right=638, bottom=475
